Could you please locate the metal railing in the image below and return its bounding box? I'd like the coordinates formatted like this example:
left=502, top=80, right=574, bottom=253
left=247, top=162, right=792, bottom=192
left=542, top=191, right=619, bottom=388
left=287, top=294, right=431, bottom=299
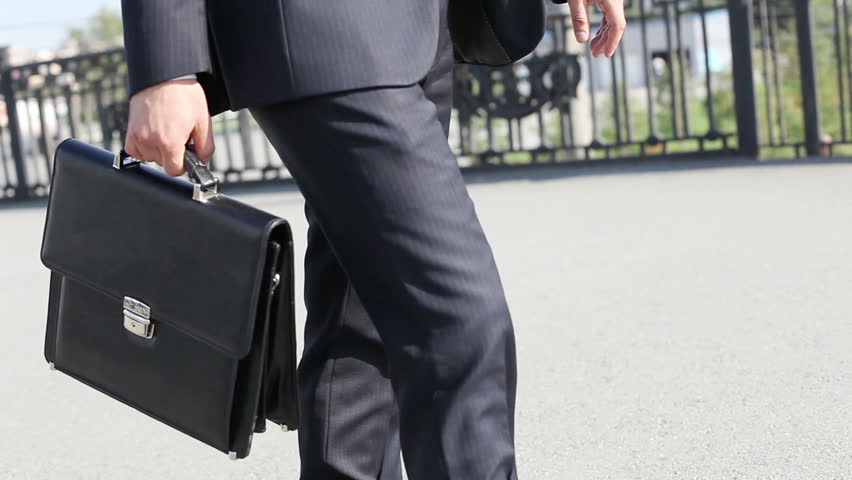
left=455, top=0, right=738, bottom=164
left=1, top=1, right=849, bottom=202
left=0, top=49, right=128, bottom=200
left=750, top=0, right=852, bottom=156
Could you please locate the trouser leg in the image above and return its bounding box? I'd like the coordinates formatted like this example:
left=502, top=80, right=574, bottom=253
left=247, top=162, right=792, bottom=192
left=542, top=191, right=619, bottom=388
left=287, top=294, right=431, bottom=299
left=291, top=10, right=458, bottom=478
left=296, top=201, right=402, bottom=480
left=251, top=78, right=518, bottom=479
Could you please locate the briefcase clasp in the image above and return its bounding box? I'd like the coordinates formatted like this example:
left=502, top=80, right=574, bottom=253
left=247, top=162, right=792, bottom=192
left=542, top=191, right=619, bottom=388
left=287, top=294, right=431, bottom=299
left=123, top=297, right=155, bottom=339
left=193, top=183, right=219, bottom=203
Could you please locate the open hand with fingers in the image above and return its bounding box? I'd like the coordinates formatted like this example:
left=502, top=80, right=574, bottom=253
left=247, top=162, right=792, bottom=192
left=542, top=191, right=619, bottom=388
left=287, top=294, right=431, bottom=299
left=124, top=78, right=214, bottom=176
left=560, top=0, right=628, bottom=57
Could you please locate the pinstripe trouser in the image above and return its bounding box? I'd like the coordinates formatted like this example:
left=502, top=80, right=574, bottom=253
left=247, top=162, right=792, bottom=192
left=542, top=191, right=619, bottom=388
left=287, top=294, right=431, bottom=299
left=250, top=9, right=518, bottom=479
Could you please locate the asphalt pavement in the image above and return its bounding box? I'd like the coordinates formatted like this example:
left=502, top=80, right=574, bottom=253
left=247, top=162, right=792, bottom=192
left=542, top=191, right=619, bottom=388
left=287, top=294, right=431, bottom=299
left=1, top=157, right=851, bottom=479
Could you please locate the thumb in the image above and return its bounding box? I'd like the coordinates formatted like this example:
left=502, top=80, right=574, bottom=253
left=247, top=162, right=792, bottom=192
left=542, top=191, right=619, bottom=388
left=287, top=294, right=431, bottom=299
left=569, top=0, right=590, bottom=43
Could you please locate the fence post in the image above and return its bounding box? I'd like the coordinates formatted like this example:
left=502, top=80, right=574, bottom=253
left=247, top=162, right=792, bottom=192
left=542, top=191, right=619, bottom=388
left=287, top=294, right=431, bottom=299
left=793, top=0, right=822, bottom=156
left=238, top=110, right=256, bottom=169
left=727, top=0, right=760, bottom=157
left=1, top=70, right=30, bottom=199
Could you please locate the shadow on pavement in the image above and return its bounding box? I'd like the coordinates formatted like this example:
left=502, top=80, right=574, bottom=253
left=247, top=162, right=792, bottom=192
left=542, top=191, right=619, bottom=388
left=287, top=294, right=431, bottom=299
left=225, top=154, right=852, bottom=196
left=2, top=155, right=851, bottom=211
left=459, top=154, right=852, bottom=186
left=0, top=197, right=48, bottom=212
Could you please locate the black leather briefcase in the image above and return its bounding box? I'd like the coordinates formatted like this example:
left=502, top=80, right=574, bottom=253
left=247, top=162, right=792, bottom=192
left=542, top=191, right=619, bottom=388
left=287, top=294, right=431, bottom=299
left=40, top=139, right=299, bottom=459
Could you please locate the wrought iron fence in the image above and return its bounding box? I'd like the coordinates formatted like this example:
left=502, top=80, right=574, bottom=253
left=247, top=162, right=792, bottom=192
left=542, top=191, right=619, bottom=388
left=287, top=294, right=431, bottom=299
left=0, top=1, right=848, bottom=202
left=456, top=0, right=738, bottom=166
left=751, top=0, right=852, bottom=156
left=0, top=49, right=128, bottom=200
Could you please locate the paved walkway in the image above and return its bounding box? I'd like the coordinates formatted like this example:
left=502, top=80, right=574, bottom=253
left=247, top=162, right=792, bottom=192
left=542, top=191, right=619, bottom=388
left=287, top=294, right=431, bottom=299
left=2, top=157, right=851, bottom=479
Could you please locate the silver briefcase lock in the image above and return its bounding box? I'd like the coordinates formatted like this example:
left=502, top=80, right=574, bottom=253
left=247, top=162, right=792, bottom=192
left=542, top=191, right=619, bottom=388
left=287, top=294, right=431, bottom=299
left=123, top=297, right=155, bottom=339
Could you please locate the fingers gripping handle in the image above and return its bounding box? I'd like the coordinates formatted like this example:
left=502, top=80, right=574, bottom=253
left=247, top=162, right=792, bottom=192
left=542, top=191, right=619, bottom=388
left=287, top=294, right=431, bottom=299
left=184, top=147, right=219, bottom=202
left=183, top=148, right=218, bottom=189
left=116, top=147, right=219, bottom=202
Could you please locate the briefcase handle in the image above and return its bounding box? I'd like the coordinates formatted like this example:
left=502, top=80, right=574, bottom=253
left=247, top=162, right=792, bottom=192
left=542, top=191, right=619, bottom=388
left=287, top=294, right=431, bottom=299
left=116, top=147, right=220, bottom=203
left=183, top=148, right=220, bottom=202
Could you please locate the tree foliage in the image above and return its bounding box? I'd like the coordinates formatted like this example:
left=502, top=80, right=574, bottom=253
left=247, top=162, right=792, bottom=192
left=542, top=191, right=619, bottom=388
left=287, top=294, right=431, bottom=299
left=65, top=8, right=123, bottom=53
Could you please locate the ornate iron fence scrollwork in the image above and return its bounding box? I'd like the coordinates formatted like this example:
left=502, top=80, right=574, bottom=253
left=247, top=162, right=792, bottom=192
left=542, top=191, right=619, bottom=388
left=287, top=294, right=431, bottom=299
left=453, top=52, right=582, bottom=164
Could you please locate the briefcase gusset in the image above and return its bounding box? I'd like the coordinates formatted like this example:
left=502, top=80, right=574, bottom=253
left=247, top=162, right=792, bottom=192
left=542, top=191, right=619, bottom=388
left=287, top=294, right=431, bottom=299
left=41, top=139, right=298, bottom=459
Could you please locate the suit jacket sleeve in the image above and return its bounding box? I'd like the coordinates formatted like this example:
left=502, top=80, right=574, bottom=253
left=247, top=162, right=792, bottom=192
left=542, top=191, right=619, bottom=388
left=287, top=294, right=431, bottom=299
left=121, top=0, right=212, bottom=97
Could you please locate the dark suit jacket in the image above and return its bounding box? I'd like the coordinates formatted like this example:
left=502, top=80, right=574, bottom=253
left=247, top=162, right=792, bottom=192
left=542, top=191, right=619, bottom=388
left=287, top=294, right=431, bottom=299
left=121, top=0, right=558, bottom=114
